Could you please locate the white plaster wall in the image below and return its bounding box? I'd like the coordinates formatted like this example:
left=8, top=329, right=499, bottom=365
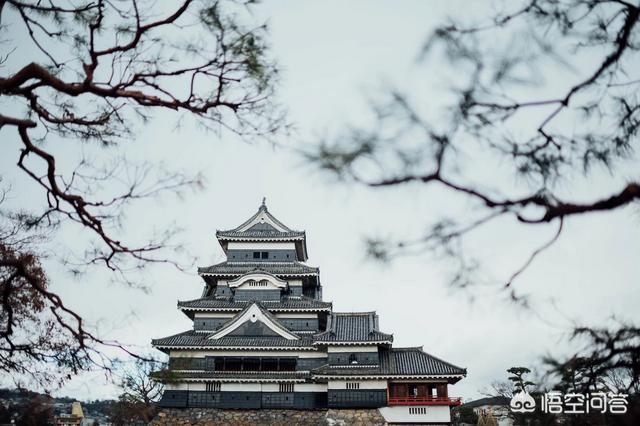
left=165, top=383, right=205, bottom=391
left=221, top=383, right=262, bottom=392
left=379, top=406, right=451, bottom=424
left=327, top=380, right=387, bottom=390
left=228, top=242, right=295, bottom=250
left=327, top=346, right=378, bottom=353
left=295, top=383, right=327, bottom=392
left=166, top=382, right=325, bottom=393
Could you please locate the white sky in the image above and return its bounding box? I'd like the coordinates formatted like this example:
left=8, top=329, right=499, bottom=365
left=1, top=0, right=639, bottom=402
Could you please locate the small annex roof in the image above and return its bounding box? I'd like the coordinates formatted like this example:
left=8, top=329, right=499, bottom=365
left=314, top=312, right=393, bottom=345
left=208, top=302, right=299, bottom=340
left=198, top=261, right=319, bottom=277
left=216, top=200, right=308, bottom=260
left=178, top=296, right=332, bottom=315
left=151, top=330, right=316, bottom=352
left=384, top=346, right=466, bottom=376
left=312, top=347, right=466, bottom=381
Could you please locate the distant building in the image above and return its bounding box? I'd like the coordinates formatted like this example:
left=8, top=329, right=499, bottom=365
left=152, top=201, right=467, bottom=424
left=55, top=415, right=81, bottom=426
left=55, top=401, right=83, bottom=426
left=459, top=396, right=513, bottom=426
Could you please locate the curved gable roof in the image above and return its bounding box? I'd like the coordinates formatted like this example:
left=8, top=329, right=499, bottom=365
left=209, top=302, right=299, bottom=340
left=217, top=200, right=305, bottom=239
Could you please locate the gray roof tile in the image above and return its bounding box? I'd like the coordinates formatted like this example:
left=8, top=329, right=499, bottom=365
left=198, top=261, right=318, bottom=276
left=178, top=296, right=332, bottom=312
left=216, top=229, right=306, bottom=240
left=382, top=347, right=466, bottom=376
left=314, top=312, right=393, bottom=343
left=152, top=330, right=316, bottom=349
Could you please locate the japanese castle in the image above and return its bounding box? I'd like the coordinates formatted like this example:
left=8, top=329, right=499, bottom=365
left=152, top=201, right=466, bottom=424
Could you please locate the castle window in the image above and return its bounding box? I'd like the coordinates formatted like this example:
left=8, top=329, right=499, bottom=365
left=261, top=358, right=278, bottom=371
left=261, top=251, right=268, bottom=259
left=279, top=383, right=294, bottom=392
left=349, top=353, right=358, bottom=364
left=224, top=357, right=242, bottom=371
left=253, top=252, right=260, bottom=259
left=244, top=358, right=260, bottom=371
left=279, top=358, right=296, bottom=371
left=346, top=382, right=360, bottom=390
left=206, top=382, right=221, bottom=392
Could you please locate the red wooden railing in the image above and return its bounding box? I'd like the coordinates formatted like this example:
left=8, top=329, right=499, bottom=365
left=388, top=396, right=462, bottom=406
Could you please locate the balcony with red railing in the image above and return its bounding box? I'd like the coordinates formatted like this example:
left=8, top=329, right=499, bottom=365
left=388, top=396, right=462, bottom=406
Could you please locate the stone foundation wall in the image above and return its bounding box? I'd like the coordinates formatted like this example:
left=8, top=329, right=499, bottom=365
left=150, top=408, right=387, bottom=425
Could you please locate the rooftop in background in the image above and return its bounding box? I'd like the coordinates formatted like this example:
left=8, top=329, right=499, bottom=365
left=459, top=396, right=511, bottom=408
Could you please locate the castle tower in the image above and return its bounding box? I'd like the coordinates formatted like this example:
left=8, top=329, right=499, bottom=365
left=152, top=201, right=466, bottom=423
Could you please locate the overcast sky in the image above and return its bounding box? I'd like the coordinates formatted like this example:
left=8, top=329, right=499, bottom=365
left=1, top=0, right=639, bottom=402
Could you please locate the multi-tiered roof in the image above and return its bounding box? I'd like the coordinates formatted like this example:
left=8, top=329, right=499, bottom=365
left=153, top=201, right=328, bottom=354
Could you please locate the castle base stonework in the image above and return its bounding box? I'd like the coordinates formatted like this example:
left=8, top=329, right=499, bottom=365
left=150, top=408, right=387, bottom=425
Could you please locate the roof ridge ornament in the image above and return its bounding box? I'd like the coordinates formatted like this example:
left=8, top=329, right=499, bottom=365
left=260, top=197, right=267, bottom=211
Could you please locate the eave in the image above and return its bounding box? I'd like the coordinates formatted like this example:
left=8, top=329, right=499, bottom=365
left=181, top=377, right=307, bottom=383
left=312, top=341, right=393, bottom=346
left=179, top=306, right=332, bottom=313
left=152, top=345, right=319, bottom=351
left=199, top=270, right=318, bottom=278
left=312, top=374, right=466, bottom=382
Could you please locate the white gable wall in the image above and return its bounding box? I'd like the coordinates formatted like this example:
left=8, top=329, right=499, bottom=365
left=209, top=304, right=299, bottom=340
left=228, top=242, right=296, bottom=250
left=237, top=211, right=288, bottom=232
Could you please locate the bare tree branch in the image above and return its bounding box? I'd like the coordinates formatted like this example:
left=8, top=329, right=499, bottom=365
left=306, top=0, right=640, bottom=295
left=0, top=0, right=283, bottom=388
